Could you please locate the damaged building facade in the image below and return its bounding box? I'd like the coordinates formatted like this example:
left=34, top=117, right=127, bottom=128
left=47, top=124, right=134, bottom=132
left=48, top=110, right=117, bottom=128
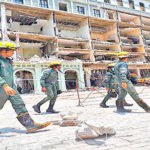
left=1, top=0, right=150, bottom=94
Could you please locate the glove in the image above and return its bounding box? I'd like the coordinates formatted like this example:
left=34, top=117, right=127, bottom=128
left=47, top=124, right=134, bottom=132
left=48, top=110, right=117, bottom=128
left=122, top=83, right=127, bottom=89
left=57, top=90, right=62, bottom=94
left=42, top=87, right=47, bottom=92
left=3, top=84, right=17, bottom=96
left=106, top=87, right=109, bottom=90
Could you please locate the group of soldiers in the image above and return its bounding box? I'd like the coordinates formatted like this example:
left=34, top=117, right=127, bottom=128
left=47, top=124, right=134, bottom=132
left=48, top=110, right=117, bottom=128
left=0, top=41, right=150, bottom=133
left=100, top=52, right=150, bottom=112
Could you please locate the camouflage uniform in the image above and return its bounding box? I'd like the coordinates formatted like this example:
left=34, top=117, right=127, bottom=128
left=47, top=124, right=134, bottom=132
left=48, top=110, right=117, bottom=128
left=100, top=68, right=132, bottom=108
left=114, top=60, right=150, bottom=112
left=33, top=69, right=58, bottom=113
left=0, top=56, right=27, bottom=115
left=0, top=41, right=50, bottom=132
left=39, top=69, right=58, bottom=107
left=100, top=70, right=117, bottom=107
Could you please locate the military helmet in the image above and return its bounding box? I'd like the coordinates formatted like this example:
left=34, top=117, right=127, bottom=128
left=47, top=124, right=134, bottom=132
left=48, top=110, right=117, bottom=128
left=0, top=42, right=20, bottom=50
left=49, top=61, right=61, bottom=68
left=117, top=52, right=129, bottom=58
left=107, top=63, right=115, bottom=68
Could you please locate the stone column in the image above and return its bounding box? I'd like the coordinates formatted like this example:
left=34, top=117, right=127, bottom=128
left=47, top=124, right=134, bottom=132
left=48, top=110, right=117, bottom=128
left=78, top=63, right=85, bottom=89
left=58, top=65, right=66, bottom=91
left=35, top=64, right=42, bottom=94
left=84, top=68, right=91, bottom=89
left=1, top=4, right=8, bottom=41
left=137, top=68, right=141, bottom=77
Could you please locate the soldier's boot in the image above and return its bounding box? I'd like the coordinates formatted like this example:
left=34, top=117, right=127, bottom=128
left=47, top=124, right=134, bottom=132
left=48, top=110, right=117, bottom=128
left=116, top=100, right=131, bottom=112
left=136, top=100, right=150, bottom=112
left=46, top=103, right=59, bottom=113
left=123, top=100, right=133, bottom=107
left=32, top=104, right=41, bottom=113
left=17, top=112, right=50, bottom=132
left=100, top=101, right=109, bottom=108
left=100, top=95, right=109, bottom=108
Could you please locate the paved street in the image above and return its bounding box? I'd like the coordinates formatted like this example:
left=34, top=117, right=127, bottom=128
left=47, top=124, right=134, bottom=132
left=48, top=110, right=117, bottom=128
left=0, top=86, right=150, bottom=150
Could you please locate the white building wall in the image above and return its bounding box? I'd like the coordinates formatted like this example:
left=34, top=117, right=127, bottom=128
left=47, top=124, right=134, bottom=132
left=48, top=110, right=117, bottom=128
left=12, top=22, right=41, bottom=33
left=111, top=0, right=118, bottom=6
left=42, top=14, right=55, bottom=36
left=76, top=19, right=90, bottom=39
left=59, top=29, right=77, bottom=38
left=122, top=0, right=130, bottom=8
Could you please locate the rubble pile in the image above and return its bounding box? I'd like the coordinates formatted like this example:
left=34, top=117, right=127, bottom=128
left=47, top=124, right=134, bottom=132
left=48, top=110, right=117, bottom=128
left=59, top=111, right=82, bottom=127
left=76, top=120, right=116, bottom=139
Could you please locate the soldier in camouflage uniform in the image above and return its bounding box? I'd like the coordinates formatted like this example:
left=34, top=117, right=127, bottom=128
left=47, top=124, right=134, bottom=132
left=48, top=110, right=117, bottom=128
left=0, top=42, right=50, bottom=132
left=100, top=64, right=133, bottom=108
left=33, top=61, right=61, bottom=113
left=114, top=52, right=150, bottom=112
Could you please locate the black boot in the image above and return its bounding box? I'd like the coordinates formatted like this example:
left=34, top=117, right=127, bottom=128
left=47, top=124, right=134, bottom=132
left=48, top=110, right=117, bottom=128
left=100, top=102, right=109, bottom=108
left=136, top=100, right=150, bottom=112
left=46, top=103, right=59, bottom=113
left=123, top=100, right=133, bottom=107
left=33, top=104, right=41, bottom=113
left=17, top=112, right=50, bottom=132
left=116, top=100, right=131, bottom=112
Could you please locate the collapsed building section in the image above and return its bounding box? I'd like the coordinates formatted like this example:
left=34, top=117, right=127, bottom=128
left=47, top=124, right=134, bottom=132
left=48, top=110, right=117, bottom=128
left=90, top=17, right=119, bottom=62
left=1, top=1, right=150, bottom=92
left=5, top=6, right=57, bottom=60
left=55, top=12, right=92, bottom=61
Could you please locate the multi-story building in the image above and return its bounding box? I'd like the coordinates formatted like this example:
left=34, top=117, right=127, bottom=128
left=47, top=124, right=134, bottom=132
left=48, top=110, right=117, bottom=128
left=1, top=0, right=150, bottom=94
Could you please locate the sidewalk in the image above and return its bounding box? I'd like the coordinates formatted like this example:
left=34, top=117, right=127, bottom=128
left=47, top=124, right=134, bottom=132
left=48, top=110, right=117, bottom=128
left=0, top=86, right=150, bottom=150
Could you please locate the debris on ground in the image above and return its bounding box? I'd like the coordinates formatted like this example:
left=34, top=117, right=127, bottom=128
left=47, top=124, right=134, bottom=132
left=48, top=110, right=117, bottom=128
left=76, top=120, right=116, bottom=139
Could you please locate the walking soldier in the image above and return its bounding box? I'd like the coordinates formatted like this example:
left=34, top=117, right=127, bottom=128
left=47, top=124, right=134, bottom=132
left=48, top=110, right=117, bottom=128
left=114, top=52, right=150, bottom=112
left=0, top=42, right=50, bottom=132
left=100, top=63, right=132, bottom=108
left=33, top=61, right=61, bottom=113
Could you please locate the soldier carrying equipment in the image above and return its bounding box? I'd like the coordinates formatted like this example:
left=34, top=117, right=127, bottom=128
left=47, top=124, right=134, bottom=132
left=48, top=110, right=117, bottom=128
left=100, top=63, right=133, bottom=108
left=114, top=52, right=150, bottom=112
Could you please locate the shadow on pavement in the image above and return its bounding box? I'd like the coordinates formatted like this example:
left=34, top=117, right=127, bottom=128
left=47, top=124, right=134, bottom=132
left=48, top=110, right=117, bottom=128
left=0, top=134, right=15, bottom=138
left=114, top=110, right=147, bottom=114
left=0, top=127, right=50, bottom=135
left=26, top=129, right=50, bottom=134
left=0, top=127, right=26, bottom=134
left=34, top=112, right=59, bottom=115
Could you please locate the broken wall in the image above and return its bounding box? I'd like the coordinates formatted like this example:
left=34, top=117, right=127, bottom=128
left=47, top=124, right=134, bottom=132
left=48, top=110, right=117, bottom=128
left=42, top=14, right=55, bottom=36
